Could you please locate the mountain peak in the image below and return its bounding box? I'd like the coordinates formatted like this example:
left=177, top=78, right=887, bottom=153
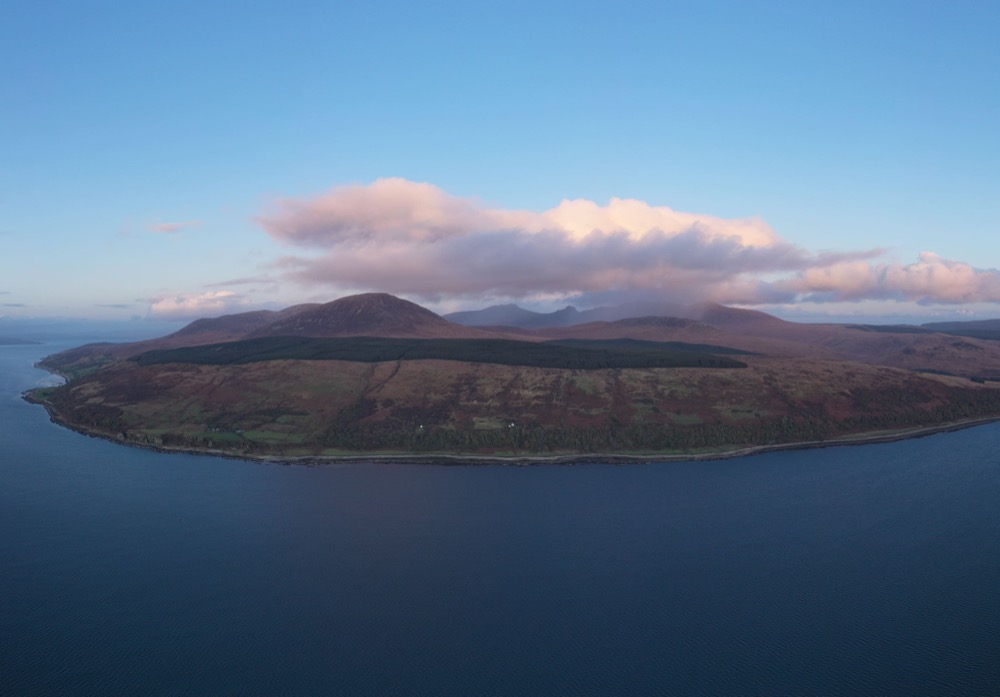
left=693, top=303, right=786, bottom=327
left=248, top=293, right=482, bottom=339
left=324, top=292, right=439, bottom=317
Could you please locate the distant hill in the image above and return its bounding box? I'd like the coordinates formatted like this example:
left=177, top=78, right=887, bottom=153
left=445, top=300, right=691, bottom=328
left=538, top=316, right=714, bottom=340
left=444, top=304, right=581, bottom=328
left=922, top=319, right=1000, bottom=342
left=0, top=336, right=40, bottom=345
left=690, top=303, right=790, bottom=329
left=923, top=319, right=1000, bottom=331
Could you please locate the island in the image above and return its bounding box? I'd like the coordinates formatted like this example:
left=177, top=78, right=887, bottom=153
left=25, top=293, right=1000, bottom=463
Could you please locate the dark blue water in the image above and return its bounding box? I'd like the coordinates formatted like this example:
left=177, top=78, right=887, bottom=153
left=3, top=342, right=1000, bottom=695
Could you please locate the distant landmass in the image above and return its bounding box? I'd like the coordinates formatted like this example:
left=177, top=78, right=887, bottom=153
left=25, top=293, right=1000, bottom=463
left=0, top=336, right=40, bottom=345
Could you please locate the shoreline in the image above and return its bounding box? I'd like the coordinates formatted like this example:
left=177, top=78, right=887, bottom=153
left=22, top=388, right=1000, bottom=466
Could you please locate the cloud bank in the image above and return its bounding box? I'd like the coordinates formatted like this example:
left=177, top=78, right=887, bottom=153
left=255, top=178, right=1000, bottom=308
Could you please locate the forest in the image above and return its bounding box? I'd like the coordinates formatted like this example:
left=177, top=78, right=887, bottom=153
left=134, top=336, right=749, bottom=371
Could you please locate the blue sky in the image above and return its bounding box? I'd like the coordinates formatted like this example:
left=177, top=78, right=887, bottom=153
left=2, top=1, right=998, bottom=323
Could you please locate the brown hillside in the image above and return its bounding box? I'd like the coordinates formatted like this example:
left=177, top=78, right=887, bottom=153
left=245, top=293, right=504, bottom=340
left=537, top=316, right=837, bottom=358
left=692, top=302, right=791, bottom=329
left=707, top=320, right=1000, bottom=377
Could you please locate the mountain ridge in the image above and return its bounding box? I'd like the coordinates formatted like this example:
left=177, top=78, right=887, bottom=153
left=39, top=292, right=1000, bottom=379
left=445, top=300, right=693, bottom=328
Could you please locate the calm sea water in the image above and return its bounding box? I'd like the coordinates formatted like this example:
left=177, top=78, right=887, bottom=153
left=2, top=341, right=999, bottom=695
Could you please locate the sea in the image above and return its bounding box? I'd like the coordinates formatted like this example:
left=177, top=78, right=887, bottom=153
left=2, top=340, right=999, bottom=696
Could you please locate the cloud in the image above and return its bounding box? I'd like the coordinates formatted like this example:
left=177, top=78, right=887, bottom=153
left=3, top=303, right=27, bottom=308
left=148, top=220, right=202, bottom=234
left=259, top=177, right=782, bottom=250
left=203, top=275, right=275, bottom=288
left=260, top=178, right=527, bottom=247
left=777, top=253, right=1000, bottom=305
left=256, top=178, right=1000, bottom=308
left=148, top=291, right=254, bottom=320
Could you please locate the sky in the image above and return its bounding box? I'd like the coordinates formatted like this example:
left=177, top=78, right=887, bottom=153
left=2, top=1, right=999, bottom=324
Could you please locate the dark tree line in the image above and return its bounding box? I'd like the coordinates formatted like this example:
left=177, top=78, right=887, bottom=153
left=134, top=336, right=748, bottom=371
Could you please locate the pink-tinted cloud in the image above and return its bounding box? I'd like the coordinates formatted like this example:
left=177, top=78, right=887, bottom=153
left=148, top=220, right=202, bottom=234
left=203, top=275, right=276, bottom=288
left=259, top=177, right=782, bottom=249
left=256, top=178, right=1000, bottom=307
left=777, top=253, right=1000, bottom=304
left=148, top=291, right=254, bottom=320
left=260, top=178, right=537, bottom=247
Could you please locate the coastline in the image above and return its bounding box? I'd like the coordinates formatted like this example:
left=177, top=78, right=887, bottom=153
left=22, top=387, right=1000, bottom=466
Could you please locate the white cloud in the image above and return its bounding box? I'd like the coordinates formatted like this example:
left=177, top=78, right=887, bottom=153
left=543, top=197, right=779, bottom=246
left=254, top=178, right=1000, bottom=308
left=259, top=177, right=781, bottom=249
left=779, top=253, right=1000, bottom=304
left=148, top=291, right=253, bottom=320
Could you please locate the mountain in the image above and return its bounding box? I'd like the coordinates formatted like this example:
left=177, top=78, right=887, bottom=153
left=166, top=309, right=283, bottom=342
left=445, top=300, right=691, bottom=328
left=690, top=302, right=790, bottom=329
left=38, top=293, right=506, bottom=378
left=578, top=301, right=692, bottom=324
left=444, top=304, right=580, bottom=328
left=446, top=301, right=1000, bottom=365
left=164, top=294, right=491, bottom=344
left=248, top=293, right=492, bottom=339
